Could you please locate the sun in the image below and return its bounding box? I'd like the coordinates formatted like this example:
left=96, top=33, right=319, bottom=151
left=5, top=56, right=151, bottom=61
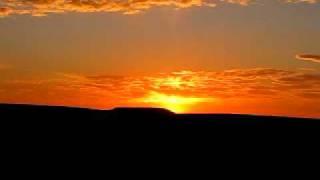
left=138, top=91, right=211, bottom=113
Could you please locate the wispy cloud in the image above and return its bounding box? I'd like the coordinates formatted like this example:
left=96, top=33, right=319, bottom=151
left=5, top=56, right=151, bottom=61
left=0, top=0, right=317, bottom=17
left=1, top=68, right=320, bottom=116
left=2, top=68, right=320, bottom=102
left=296, top=54, right=320, bottom=63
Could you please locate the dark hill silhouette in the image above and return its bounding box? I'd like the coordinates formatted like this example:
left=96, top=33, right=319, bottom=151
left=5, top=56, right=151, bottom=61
left=3, top=103, right=319, bottom=176
left=2, top=103, right=320, bottom=154
left=1, top=103, right=319, bottom=130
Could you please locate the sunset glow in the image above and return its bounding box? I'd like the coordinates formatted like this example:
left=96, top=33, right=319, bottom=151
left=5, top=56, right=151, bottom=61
left=1, top=0, right=320, bottom=118
left=137, top=91, right=214, bottom=113
left=1, top=69, right=320, bottom=117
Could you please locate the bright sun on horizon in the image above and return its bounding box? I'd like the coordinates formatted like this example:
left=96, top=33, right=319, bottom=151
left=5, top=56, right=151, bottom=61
left=0, top=0, right=320, bottom=118
left=136, top=91, right=215, bottom=113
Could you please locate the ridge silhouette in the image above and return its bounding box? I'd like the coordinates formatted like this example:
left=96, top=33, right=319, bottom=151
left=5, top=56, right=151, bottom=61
left=2, top=103, right=320, bottom=146
left=1, top=103, right=319, bottom=127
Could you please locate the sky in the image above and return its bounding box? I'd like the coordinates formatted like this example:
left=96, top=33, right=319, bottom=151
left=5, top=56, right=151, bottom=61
left=0, top=0, right=320, bottom=117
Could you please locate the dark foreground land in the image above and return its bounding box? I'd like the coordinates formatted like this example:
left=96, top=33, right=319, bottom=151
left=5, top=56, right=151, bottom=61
left=2, top=104, right=319, bottom=174
left=2, top=103, right=320, bottom=157
left=1, top=103, right=319, bottom=132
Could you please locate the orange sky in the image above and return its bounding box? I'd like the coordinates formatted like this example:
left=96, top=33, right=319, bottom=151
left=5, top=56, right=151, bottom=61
left=0, top=0, right=320, bottom=118
left=1, top=69, right=320, bottom=118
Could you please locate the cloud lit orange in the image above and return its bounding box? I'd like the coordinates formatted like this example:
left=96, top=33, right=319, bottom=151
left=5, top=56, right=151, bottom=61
left=296, top=54, right=320, bottom=63
left=0, top=0, right=317, bottom=17
left=1, top=68, right=320, bottom=117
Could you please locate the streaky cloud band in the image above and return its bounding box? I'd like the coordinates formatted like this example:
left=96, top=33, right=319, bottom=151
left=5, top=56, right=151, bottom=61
left=0, top=0, right=318, bottom=17
left=296, top=54, right=320, bottom=63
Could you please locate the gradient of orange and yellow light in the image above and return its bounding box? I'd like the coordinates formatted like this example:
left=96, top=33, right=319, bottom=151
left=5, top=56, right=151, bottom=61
left=1, top=1, right=320, bottom=118
left=1, top=69, right=320, bottom=118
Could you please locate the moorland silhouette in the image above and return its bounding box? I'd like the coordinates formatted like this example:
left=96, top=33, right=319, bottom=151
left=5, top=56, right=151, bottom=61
left=2, top=103, right=319, bottom=129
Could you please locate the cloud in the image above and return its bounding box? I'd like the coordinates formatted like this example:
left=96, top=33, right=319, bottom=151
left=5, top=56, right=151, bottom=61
left=0, top=0, right=317, bottom=17
left=0, top=7, right=12, bottom=16
left=2, top=68, right=320, bottom=116
left=296, top=54, right=320, bottom=63
left=3, top=68, right=320, bottom=101
left=286, top=0, right=318, bottom=3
